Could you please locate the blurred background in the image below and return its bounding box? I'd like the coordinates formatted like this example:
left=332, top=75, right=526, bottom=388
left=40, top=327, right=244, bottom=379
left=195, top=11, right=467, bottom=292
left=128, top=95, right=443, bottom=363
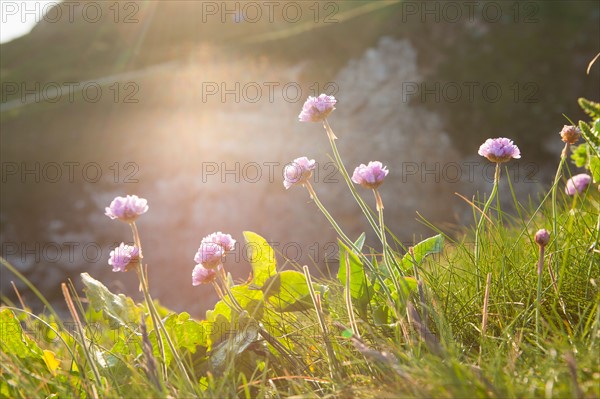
left=1, top=0, right=599, bottom=317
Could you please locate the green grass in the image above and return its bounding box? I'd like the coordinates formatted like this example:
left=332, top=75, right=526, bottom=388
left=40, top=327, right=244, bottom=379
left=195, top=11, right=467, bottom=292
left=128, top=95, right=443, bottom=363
left=2, top=97, right=600, bottom=397
left=1, top=168, right=598, bottom=398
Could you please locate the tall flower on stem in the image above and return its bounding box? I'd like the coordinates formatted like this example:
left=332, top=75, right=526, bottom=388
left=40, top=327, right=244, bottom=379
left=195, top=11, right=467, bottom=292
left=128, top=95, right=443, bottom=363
left=105, top=195, right=148, bottom=223
left=550, top=125, right=581, bottom=279
left=298, top=94, right=390, bottom=250
left=283, top=157, right=317, bottom=190
left=298, top=94, right=337, bottom=129
left=475, top=138, right=521, bottom=291
left=352, top=161, right=389, bottom=210
left=284, top=155, right=400, bottom=319
left=351, top=161, right=405, bottom=300
left=298, top=95, right=407, bottom=318
left=105, top=195, right=195, bottom=392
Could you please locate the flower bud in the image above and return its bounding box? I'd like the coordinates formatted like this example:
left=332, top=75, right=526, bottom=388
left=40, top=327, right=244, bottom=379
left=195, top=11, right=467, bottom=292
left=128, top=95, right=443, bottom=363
left=534, top=229, right=550, bottom=247
left=559, top=125, right=581, bottom=145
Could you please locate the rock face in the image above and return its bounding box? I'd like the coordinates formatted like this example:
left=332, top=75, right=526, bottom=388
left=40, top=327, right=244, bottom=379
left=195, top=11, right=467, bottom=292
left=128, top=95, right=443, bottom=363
left=2, top=37, right=468, bottom=316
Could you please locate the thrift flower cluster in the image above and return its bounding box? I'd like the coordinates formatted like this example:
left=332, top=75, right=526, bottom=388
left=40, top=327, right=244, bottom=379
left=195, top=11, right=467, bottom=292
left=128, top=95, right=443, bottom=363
left=565, top=173, right=592, bottom=195
left=284, top=157, right=316, bottom=189
left=559, top=125, right=581, bottom=144
left=478, top=137, right=521, bottom=163
left=105, top=195, right=147, bottom=272
left=108, top=243, right=139, bottom=272
left=298, top=94, right=336, bottom=122
left=192, top=232, right=236, bottom=285
left=105, top=195, right=148, bottom=222
left=351, top=161, right=389, bottom=189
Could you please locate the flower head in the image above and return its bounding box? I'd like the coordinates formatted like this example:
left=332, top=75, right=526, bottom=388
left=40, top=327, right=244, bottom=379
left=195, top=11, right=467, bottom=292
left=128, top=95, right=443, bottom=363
left=298, top=94, right=336, bottom=122
left=192, top=264, right=217, bottom=286
left=351, top=161, right=389, bottom=189
left=108, top=243, right=139, bottom=272
left=565, top=173, right=591, bottom=195
left=194, top=242, right=225, bottom=269
left=559, top=125, right=581, bottom=144
left=478, top=138, right=521, bottom=163
left=284, top=157, right=316, bottom=189
left=105, top=195, right=148, bottom=223
left=202, top=232, right=236, bottom=252
left=534, top=229, right=550, bottom=247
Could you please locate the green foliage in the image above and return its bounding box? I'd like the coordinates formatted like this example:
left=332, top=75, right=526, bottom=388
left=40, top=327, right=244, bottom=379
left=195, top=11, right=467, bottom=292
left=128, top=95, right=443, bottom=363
left=0, top=309, right=43, bottom=358
left=1, top=194, right=599, bottom=398
left=263, top=270, right=316, bottom=312
left=571, top=97, right=600, bottom=182
left=337, top=239, right=370, bottom=315
left=81, top=272, right=142, bottom=329
left=243, top=231, right=277, bottom=287
left=400, top=234, right=444, bottom=271
left=149, top=312, right=207, bottom=365
left=578, top=97, right=600, bottom=120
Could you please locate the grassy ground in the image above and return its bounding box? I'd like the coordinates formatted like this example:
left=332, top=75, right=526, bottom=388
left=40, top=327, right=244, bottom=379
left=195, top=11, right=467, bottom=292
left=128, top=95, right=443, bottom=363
left=1, top=108, right=599, bottom=398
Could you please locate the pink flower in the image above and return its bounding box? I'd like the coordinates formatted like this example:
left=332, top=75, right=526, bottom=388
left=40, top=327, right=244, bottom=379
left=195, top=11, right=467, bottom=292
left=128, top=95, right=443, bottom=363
left=298, top=94, right=337, bottom=122
left=192, top=264, right=217, bottom=285
left=284, top=157, right=316, bottom=189
left=565, top=174, right=591, bottom=195
left=202, top=232, right=236, bottom=252
left=478, top=138, right=521, bottom=163
left=108, top=243, right=139, bottom=272
left=559, top=125, right=581, bottom=144
left=105, top=195, right=148, bottom=223
left=534, top=229, right=550, bottom=247
left=194, top=242, right=225, bottom=269
left=351, top=161, right=389, bottom=189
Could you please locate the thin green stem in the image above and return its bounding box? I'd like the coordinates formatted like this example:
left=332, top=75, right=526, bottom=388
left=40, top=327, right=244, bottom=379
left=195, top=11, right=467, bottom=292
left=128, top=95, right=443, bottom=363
left=130, top=222, right=197, bottom=395
left=344, top=253, right=360, bottom=338
left=536, top=245, right=545, bottom=345
left=323, top=119, right=382, bottom=241
left=375, top=189, right=405, bottom=309
left=551, top=144, right=568, bottom=275
left=304, top=182, right=400, bottom=319
left=474, top=163, right=501, bottom=292
left=303, top=265, right=342, bottom=383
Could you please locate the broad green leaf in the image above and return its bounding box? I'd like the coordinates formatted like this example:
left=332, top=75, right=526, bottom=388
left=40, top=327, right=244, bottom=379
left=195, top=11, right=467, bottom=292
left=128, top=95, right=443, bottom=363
left=243, top=231, right=277, bottom=287
left=384, top=276, right=418, bottom=303
left=166, top=312, right=207, bottom=354
left=0, top=309, right=42, bottom=358
left=149, top=312, right=207, bottom=365
left=206, top=284, right=264, bottom=349
left=401, top=235, right=444, bottom=271
left=81, top=273, right=141, bottom=329
left=263, top=270, right=315, bottom=312
left=338, top=239, right=371, bottom=317
left=209, top=312, right=260, bottom=373
left=337, top=240, right=368, bottom=299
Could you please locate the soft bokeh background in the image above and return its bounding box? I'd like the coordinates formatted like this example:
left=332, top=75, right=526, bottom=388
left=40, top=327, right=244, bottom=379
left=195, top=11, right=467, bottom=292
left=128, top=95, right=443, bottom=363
left=1, top=0, right=599, bottom=317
